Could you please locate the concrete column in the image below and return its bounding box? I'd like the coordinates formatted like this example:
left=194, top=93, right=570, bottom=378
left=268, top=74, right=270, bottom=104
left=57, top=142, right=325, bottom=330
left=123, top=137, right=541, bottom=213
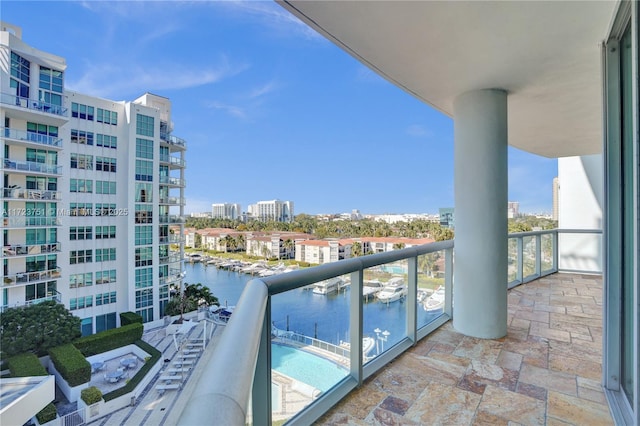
left=453, top=89, right=508, bottom=339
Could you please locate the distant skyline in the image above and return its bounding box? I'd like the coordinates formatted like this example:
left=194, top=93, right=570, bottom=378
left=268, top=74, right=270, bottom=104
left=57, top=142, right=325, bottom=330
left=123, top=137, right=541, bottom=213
left=3, top=1, right=557, bottom=215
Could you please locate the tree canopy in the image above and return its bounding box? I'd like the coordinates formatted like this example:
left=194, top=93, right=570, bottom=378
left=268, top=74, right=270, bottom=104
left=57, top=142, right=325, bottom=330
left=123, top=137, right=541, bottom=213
left=0, top=301, right=81, bottom=358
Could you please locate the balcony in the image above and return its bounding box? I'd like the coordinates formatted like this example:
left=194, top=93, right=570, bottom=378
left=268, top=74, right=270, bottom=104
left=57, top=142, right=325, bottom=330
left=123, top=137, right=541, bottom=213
left=159, top=196, right=186, bottom=206
left=159, top=252, right=182, bottom=265
left=0, top=290, right=62, bottom=313
left=159, top=234, right=185, bottom=245
left=3, top=267, right=61, bottom=287
left=159, top=155, right=186, bottom=168
left=160, top=132, right=187, bottom=150
left=158, top=215, right=185, bottom=224
left=2, top=127, right=63, bottom=148
left=3, top=216, right=61, bottom=228
left=3, top=158, right=62, bottom=175
left=1, top=92, right=68, bottom=120
left=159, top=176, right=186, bottom=187
left=174, top=229, right=611, bottom=425
left=2, top=242, right=60, bottom=258
left=2, top=187, right=61, bottom=201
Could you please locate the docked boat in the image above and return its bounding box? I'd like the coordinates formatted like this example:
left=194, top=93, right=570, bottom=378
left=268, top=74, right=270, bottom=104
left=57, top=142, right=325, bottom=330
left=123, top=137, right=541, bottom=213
left=312, top=278, right=343, bottom=295
left=363, top=280, right=383, bottom=301
left=377, top=285, right=406, bottom=303
left=423, top=286, right=445, bottom=312
left=188, top=254, right=202, bottom=263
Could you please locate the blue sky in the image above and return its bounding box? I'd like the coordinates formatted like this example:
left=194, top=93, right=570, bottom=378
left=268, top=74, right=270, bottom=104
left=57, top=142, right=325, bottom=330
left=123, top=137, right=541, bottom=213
left=3, top=1, right=556, bottom=215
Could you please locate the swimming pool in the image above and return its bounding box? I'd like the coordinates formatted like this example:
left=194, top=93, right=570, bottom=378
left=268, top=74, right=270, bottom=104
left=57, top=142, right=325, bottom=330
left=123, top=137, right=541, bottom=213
left=272, top=344, right=348, bottom=392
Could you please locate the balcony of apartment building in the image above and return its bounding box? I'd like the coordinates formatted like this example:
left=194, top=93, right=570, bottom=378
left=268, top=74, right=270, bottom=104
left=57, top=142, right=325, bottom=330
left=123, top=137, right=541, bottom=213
left=2, top=158, right=62, bottom=176
left=3, top=267, right=61, bottom=288
left=159, top=133, right=187, bottom=151
left=2, top=242, right=60, bottom=258
left=0, top=290, right=62, bottom=313
left=0, top=93, right=68, bottom=126
left=2, top=186, right=61, bottom=201
left=158, top=214, right=185, bottom=224
left=3, top=215, right=61, bottom=228
left=171, top=1, right=636, bottom=425
left=159, top=175, right=186, bottom=188
left=2, top=127, right=63, bottom=149
left=159, top=252, right=182, bottom=266
left=173, top=230, right=610, bottom=425
left=158, top=195, right=186, bottom=206
left=159, top=153, right=186, bottom=169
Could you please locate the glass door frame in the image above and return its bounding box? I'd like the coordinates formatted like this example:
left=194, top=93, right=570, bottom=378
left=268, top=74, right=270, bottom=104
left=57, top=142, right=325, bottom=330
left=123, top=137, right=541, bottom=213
left=603, top=1, right=639, bottom=424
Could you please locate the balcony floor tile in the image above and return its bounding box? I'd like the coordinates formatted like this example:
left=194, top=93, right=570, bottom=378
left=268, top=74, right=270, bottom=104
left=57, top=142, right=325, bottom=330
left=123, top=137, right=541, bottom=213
left=317, top=273, right=613, bottom=425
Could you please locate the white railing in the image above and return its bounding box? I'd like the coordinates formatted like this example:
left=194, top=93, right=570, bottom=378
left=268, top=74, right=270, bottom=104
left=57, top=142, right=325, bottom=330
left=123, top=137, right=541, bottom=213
left=3, top=158, right=62, bottom=175
left=0, top=92, right=68, bottom=116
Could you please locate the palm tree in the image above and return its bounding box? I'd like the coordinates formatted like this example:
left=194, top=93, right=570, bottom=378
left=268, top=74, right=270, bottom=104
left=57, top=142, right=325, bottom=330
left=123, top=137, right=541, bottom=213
left=351, top=241, right=362, bottom=257
left=261, top=244, right=271, bottom=260
left=392, top=242, right=406, bottom=250
left=282, top=238, right=295, bottom=259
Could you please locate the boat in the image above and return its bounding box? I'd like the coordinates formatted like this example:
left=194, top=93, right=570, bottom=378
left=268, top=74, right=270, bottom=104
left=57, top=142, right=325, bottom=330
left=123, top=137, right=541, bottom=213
left=312, top=278, right=343, bottom=295
left=423, top=286, right=445, bottom=312
left=363, top=280, right=383, bottom=301
left=188, top=254, right=202, bottom=263
left=208, top=305, right=234, bottom=324
left=377, top=282, right=407, bottom=303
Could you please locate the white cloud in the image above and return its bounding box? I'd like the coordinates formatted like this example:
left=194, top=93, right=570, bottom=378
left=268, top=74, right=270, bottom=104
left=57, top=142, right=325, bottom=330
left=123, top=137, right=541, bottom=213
left=205, top=101, right=247, bottom=119
left=406, top=124, right=431, bottom=138
left=247, top=80, right=278, bottom=99
left=217, top=0, right=323, bottom=40
left=67, top=58, right=246, bottom=100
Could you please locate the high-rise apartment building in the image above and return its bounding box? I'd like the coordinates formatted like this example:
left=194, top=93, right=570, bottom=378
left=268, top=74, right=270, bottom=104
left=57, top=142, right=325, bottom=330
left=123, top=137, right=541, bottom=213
left=1, top=22, right=186, bottom=334
left=211, top=203, right=241, bottom=220
left=247, top=199, right=294, bottom=223
left=507, top=201, right=519, bottom=219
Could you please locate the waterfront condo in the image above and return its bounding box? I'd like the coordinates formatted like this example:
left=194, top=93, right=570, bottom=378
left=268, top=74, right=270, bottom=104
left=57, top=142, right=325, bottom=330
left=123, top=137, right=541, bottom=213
left=1, top=22, right=186, bottom=333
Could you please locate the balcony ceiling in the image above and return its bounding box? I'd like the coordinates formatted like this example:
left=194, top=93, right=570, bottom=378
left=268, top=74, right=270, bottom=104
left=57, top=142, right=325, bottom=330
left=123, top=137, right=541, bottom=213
left=278, top=1, right=618, bottom=158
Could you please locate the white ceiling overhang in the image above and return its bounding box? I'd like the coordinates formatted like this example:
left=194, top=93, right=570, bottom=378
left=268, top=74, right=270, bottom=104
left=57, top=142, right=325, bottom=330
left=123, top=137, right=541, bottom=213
left=278, top=1, right=619, bottom=158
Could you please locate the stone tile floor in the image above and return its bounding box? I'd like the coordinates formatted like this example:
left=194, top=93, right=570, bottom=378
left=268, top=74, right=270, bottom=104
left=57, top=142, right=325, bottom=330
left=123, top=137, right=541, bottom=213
left=318, top=273, right=613, bottom=425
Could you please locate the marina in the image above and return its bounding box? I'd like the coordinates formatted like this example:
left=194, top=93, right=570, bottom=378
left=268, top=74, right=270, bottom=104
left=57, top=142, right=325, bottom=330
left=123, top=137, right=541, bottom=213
left=184, top=262, right=441, bottom=348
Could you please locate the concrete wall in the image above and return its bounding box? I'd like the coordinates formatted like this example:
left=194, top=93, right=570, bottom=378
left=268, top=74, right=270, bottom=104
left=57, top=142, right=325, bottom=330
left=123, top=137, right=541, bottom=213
left=558, top=155, right=603, bottom=272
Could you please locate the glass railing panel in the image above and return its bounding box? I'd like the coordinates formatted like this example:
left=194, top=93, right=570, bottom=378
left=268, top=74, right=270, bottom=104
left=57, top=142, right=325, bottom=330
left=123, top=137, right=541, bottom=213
left=2, top=127, right=63, bottom=147
left=362, top=260, right=407, bottom=360
left=417, top=251, right=447, bottom=326
left=541, top=233, right=554, bottom=273
left=270, top=273, right=351, bottom=423
left=508, top=237, right=519, bottom=283
left=522, top=236, right=537, bottom=279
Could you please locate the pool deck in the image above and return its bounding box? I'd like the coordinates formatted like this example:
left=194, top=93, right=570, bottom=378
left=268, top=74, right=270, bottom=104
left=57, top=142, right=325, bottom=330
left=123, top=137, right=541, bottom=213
left=90, top=319, right=315, bottom=425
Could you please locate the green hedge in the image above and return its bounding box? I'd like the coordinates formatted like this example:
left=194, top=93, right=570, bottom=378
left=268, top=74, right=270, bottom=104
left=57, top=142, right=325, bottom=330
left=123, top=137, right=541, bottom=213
left=120, top=312, right=143, bottom=326
left=73, top=323, right=143, bottom=356
left=36, top=403, right=57, bottom=424
left=7, top=353, right=47, bottom=377
left=81, top=386, right=103, bottom=405
left=103, top=340, right=161, bottom=402
left=49, top=344, right=90, bottom=387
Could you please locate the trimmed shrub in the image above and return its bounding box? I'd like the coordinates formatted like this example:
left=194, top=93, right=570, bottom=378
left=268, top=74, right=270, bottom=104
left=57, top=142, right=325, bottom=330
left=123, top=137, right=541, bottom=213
left=36, top=403, right=57, bottom=424
left=81, top=386, right=103, bottom=405
left=73, top=323, right=143, bottom=356
left=49, top=344, right=90, bottom=386
left=7, top=353, right=47, bottom=377
left=120, top=312, right=143, bottom=326
left=103, top=340, right=161, bottom=402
